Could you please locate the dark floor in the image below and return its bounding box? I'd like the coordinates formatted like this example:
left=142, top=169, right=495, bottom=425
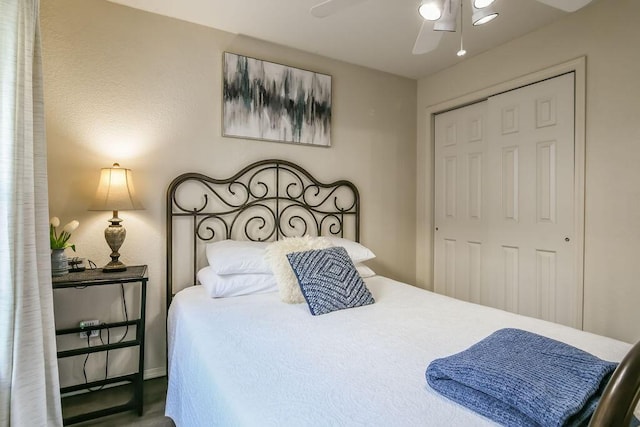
left=62, top=377, right=175, bottom=427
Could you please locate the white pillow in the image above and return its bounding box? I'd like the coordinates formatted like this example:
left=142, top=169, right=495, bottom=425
left=264, top=236, right=331, bottom=304
left=325, top=236, right=376, bottom=263
left=197, top=266, right=277, bottom=298
left=355, top=263, right=376, bottom=278
left=205, top=239, right=271, bottom=275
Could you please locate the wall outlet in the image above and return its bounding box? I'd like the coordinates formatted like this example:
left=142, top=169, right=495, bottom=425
left=79, top=319, right=100, bottom=339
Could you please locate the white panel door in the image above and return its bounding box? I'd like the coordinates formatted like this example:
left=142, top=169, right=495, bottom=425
left=434, top=101, right=488, bottom=305
left=434, top=73, right=580, bottom=328
left=486, top=73, right=577, bottom=326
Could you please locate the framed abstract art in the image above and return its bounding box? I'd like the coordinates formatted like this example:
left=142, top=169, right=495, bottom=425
left=222, top=52, right=332, bottom=147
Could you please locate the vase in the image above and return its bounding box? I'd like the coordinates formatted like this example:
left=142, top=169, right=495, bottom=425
left=51, top=248, right=69, bottom=276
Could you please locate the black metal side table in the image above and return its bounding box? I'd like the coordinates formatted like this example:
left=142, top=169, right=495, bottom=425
left=52, top=265, right=147, bottom=425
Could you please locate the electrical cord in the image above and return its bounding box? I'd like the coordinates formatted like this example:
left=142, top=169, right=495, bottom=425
left=119, top=283, right=130, bottom=342
left=73, top=260, right=98, bottom=289
left=82, top=328, right=109, bottom=392
left=82, top=283, right=130, bottom=392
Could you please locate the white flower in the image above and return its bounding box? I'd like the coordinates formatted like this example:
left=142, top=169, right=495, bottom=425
left=63, top=220, right=80, bottom=234
left=50, top=217, right=79, bottom=251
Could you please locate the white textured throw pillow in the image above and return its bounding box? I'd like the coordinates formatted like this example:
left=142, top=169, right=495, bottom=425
left=264, top=236, right=331, bottom=304
left=325, top=236, right=376, bottom=264
left=205, top=239, right=271, bottom=275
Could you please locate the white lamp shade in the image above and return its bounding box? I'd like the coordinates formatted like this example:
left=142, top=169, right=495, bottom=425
left=433, top=0, right=459, bottom=31
left=472, top=2, right=498, bottom=26
left=90, top=163, right=143, bottom=211
left=473, top=0, right=495, bottom=8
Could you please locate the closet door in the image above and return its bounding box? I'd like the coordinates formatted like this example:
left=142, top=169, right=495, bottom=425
left=434, top=101, right=489, bottom=304
left=434, top=73, right=580, bottom=328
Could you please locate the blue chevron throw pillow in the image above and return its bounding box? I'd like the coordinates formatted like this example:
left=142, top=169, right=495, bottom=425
left=287, top=246, right=375, bottom=316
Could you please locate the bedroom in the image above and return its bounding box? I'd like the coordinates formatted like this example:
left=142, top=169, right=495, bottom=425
left=2, top=0, right=639, bottom=425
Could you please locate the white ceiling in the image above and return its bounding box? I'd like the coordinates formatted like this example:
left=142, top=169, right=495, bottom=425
left=106, top=0, right=584, bottom=79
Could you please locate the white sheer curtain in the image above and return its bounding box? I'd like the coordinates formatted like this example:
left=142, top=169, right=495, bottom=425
left=0, top=0, right=63, bottom=425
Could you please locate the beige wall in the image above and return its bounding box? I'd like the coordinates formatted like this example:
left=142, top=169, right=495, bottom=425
left=41, top=0, right=416, bottom=384
left=417, top=0, right=640, bottom=344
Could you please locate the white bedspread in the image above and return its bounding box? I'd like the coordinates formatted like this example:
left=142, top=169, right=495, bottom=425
left=165, top=276, right=631, bottom=427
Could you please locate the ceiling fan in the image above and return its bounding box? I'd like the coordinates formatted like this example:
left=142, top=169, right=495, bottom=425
left=310, top=0, right=594, bottom=55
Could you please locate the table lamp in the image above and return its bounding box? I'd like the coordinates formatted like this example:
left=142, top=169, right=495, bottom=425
left=89, top=163, right=143, bottom=272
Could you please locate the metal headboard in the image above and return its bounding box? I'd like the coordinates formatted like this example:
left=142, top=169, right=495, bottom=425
left=165, top=159, right=360, bottom=309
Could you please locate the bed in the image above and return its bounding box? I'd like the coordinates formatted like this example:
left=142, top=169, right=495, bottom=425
left=165, top=159, right=640, bottom=426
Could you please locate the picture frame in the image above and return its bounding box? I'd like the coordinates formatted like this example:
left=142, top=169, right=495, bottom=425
left=222, top=52, right=332, bottom=147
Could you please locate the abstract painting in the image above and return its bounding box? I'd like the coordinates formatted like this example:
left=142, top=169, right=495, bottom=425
left=223, top=52, right=332, bottom=147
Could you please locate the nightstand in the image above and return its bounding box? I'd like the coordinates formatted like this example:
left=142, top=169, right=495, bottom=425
left=52, top=265, right=147, bottom=425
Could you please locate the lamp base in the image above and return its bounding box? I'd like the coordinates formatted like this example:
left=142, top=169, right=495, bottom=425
left=103, top=210, right=128, bottom=273
left=103, top=260, right=127, bottom=272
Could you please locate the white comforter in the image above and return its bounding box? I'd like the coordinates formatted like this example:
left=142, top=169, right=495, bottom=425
left=166, top=276, right=631, bottom=427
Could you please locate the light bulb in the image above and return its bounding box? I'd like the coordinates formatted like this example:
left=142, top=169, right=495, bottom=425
left=457, top=49, right=467, bottom=57
left=473, top=0, right=495, bottom=7
left=419, top=2, right=442, bottom=21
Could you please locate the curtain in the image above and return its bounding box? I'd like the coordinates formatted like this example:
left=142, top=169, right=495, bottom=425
left=0, top=0, right=63, bottom=425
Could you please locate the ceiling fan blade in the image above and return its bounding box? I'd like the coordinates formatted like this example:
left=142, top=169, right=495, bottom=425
left=412, top=21, right=444, bottom=55
left=310, top=0, right=369, bottom=18
left=535, top=0, right=593, bottom=12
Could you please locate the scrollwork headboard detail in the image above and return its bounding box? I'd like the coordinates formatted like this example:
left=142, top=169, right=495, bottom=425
left=166, top=159, right=360, bottom=308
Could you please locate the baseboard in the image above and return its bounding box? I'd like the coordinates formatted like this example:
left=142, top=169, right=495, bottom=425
left=144, top=366, right=166, bottom=380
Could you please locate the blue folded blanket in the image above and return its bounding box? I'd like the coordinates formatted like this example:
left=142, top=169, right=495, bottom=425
left=426, top=328, right=617, bottom=427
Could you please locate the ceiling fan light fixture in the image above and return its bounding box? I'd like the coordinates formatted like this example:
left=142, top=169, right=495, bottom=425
left=473, top=11, right=498, bottom=25
left=433, top=0, right=459, bottom=31
left=419, top=1, right=442, bottom=21
left=434, top=19, right=457, bottom=31
left=473, top=0, right=495, bottom=8
left=472, top=4, right=498, bottom=26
